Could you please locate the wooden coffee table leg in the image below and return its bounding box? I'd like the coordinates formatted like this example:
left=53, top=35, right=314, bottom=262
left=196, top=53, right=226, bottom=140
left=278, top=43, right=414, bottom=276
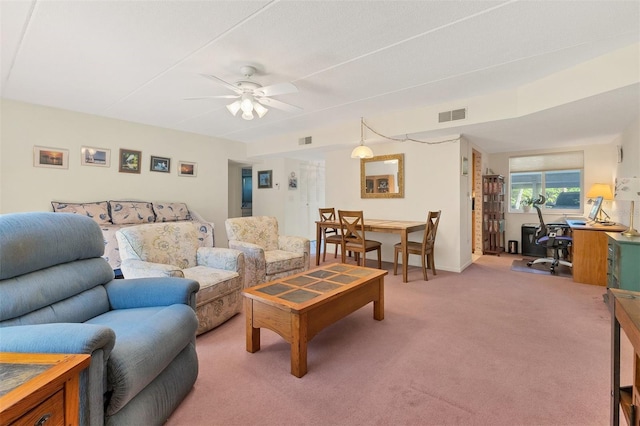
left=373, top=278, right=385, bottom=321
left=291, top=313, right=308, bottom=378
left=245, top=298, right=260, bottom=353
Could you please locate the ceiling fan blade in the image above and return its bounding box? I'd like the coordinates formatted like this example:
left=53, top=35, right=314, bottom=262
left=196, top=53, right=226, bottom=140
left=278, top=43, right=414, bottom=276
left=254, top=82, right=298, bottom=97
left=257, top=97, right=302, bottom=113
left=199, top=74, right=242, bottom=94
left=184, top=95, right=239, bottom=100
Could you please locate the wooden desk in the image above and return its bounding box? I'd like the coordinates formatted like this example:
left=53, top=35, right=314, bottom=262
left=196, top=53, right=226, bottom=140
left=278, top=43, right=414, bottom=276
left=610, top=288, right=640, bottom=426
left=566, top=220, right=627, bottom=286
left=0, top=352, right=90, bottom=426
left=315, top=219, right=426, bottom=283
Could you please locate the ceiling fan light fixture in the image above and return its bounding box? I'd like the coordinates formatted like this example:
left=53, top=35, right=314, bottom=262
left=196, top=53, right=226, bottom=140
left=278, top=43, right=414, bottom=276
left=196, top=66, right=300, bottom=120
left=253, top=101, right=268, bottom=118
left=240, top=94, right=254, bottom=114
left=226, top=100, right=241, bottom=116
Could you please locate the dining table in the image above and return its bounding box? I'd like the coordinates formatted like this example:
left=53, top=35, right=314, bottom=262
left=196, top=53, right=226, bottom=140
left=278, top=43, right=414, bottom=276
left=315, top=218, right=427, bottom=283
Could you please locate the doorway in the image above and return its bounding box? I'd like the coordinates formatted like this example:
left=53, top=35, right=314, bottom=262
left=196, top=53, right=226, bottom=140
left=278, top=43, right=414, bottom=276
left=241, top=167, right=252, bottom=217
left=228, top=160, right=254, bottom=220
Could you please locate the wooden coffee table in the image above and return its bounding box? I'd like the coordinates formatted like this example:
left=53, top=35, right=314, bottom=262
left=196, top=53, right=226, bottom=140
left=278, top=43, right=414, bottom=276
left=242, top=263, right=387, bottom=377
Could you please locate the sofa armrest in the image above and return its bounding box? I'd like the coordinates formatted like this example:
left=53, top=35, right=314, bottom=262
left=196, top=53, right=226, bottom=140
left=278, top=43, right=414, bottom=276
left=0, top=323, right=116, bottom=426
left=279, top=236, right=311, bottom=270
left=228, top=241, right=264, bottom=258
left=197, top=247, right=243, bottom=272
left=228, top=241, right=265, bottom=287
left=188, top=210, right=216, bottom=246
left=0, top=323, right=115, bottom=356
left=279, top=236, right=310, bottom=254
left=188, top=208, right=210, bottom=226
left=105, top=277, right=200, bottom=310
left=120, top=259, right=185, bottom=278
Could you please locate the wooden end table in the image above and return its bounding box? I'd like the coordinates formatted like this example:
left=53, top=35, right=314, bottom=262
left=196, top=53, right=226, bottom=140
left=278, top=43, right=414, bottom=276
left=0, top=352, right=90, bottom=426
left=243, top=263, right=387, bottom=378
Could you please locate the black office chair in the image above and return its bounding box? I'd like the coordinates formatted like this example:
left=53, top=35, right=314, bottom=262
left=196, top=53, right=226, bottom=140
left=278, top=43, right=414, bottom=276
left=527, top=195, right=573, bottom=273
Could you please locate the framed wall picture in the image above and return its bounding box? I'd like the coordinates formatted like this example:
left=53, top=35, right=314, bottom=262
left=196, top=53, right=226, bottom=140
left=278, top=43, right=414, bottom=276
left=178, top=161, right=197, bottom=177
left=34, top=146, right=69, bottom=169
left=119, top=149, right=142, bottom=173
left=150, top=155, right=171, bottom=173
left=258, top=170, right=272, bottom=188
left=288, top=171, right=298, bottom=190
left=81, top=146, right=110, bottom=167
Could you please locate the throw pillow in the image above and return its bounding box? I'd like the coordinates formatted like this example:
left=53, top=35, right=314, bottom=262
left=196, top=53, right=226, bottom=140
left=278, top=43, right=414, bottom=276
left=109, top=201, right=155, bottom=225
left=153, top=202, right=192, bottom=222
left=51, top=201, right=111, bottom=225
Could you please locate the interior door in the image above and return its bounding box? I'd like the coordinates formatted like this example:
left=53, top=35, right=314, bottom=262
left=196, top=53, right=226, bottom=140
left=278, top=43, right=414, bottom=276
left=300, top=162, right=324, bottom=241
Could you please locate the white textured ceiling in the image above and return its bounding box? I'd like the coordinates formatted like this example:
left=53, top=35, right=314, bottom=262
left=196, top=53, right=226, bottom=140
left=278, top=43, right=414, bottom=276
left=1, top=0, right=639, bottom=155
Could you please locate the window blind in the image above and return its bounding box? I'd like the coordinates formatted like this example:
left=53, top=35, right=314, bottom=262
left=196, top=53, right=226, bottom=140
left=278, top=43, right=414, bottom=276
left=509, top=151, right=584, bottom=173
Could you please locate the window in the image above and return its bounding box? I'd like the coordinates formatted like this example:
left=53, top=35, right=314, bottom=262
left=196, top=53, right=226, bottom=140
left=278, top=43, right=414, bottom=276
left=509, top=152, right=583, bottom=212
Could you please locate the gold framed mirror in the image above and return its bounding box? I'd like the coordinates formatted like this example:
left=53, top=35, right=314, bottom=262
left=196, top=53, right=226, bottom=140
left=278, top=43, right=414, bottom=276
left=360, top=154, right=404, bottom=198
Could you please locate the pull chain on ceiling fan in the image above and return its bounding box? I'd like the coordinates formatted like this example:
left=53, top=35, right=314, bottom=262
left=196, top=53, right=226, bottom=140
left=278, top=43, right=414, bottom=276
left=184, top=65, right=302, bottom=120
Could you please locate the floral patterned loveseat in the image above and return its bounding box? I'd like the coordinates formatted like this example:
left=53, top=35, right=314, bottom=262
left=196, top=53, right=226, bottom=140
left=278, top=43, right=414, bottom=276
left=51, top=200, right=214, bottom=275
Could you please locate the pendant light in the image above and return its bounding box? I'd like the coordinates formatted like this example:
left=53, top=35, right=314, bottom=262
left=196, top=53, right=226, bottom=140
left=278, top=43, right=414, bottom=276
left=351, top=117, right=373, bottom=159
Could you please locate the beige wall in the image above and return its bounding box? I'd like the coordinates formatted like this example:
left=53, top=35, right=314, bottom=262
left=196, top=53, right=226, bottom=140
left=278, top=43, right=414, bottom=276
left=325, top=137, right=469, bottom=273
left=0, top=99, right=247, bottom=247
left=613, top=115, right=640, bottom=225
left=2, top=45, right=637, bottom=267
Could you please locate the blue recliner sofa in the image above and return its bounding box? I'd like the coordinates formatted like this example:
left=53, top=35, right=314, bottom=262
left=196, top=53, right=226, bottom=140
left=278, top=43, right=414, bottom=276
left=0, top=212, right=200, bottom=425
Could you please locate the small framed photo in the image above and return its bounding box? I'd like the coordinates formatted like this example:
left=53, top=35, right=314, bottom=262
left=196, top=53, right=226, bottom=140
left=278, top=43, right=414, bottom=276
left=34, top=146, right=69, bottom=169
left=288, top=172, right=298, bottom=190
left=81, top=146, right=110, bottom=167
left=150, top=156, right=171, bottom=173
left=119, top=149, right=141, bottom=174
left=178, top=161, right=197, bottom=177
left=258, top=170, right=272, bottom=189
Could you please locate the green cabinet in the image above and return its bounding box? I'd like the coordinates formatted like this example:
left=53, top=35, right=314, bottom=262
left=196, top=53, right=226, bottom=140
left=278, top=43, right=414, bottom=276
left=607, top=233, right=640, bottom=291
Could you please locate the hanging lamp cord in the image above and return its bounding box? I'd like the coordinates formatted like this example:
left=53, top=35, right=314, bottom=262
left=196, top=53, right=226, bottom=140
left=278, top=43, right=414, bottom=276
left=361, top=119, right=460, bottom=145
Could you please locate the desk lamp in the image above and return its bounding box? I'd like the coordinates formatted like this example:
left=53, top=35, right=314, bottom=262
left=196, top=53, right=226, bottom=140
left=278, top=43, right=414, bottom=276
left=615, top=177, right=640, bottom=237
left=586, top=183, right=614, bottom=222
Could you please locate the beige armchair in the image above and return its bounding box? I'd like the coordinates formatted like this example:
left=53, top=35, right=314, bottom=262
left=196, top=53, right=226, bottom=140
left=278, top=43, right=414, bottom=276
left=116, top=222, right=244, bottom=334
left=225, top=216, right=310, bottom=287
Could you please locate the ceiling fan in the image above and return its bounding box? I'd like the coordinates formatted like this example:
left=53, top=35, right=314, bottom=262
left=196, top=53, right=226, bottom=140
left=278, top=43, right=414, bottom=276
left=185, top=65, right=302, bottom=120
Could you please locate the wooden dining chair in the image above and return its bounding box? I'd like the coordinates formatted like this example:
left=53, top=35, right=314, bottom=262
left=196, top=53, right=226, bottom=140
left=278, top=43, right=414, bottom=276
left=393, top=210, right=441, bottom=280
left=338, top=210, right=382, bottom=269
left=318, top=207, right=343, bottom=262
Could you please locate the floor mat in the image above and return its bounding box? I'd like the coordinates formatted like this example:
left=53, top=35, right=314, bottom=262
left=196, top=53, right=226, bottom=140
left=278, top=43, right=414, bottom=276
left=511, top=258, right=572, bottom=278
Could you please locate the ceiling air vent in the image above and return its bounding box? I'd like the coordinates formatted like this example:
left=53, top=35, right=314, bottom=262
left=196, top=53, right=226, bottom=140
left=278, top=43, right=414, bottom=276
left=298, top=136, right=312, bottom=145
left=438, top=108, right=467, bottom=123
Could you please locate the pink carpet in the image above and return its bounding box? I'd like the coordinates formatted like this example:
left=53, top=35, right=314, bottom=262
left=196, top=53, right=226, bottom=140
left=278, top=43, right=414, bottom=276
left=167, top=254, right=629, bottom=426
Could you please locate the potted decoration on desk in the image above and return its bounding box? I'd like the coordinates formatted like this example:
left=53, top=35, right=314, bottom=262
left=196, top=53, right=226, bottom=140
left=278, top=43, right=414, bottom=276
left=521, top=196, right=534, bottom=213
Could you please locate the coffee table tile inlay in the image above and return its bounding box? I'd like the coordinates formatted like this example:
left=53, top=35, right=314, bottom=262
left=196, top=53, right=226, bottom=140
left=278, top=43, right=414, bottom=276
left=243, top=263, right=387, bottom=377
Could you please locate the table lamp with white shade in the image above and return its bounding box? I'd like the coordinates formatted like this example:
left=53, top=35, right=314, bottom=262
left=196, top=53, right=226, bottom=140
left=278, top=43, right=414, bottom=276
left=615, top=177, right=640, bottom=237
